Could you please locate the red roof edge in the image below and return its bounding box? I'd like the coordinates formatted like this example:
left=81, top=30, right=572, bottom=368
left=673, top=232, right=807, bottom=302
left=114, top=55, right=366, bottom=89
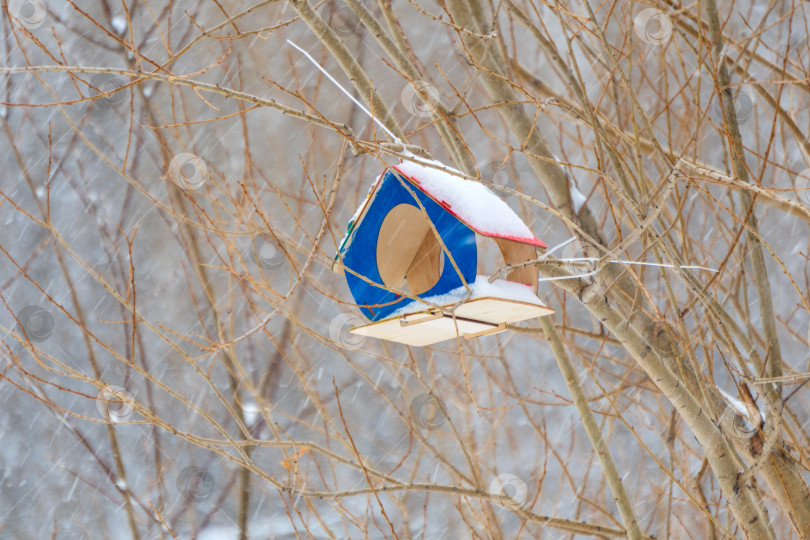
left=390, top=165, right=547, bottom=250
left=495, top=234, right=547, bottom=249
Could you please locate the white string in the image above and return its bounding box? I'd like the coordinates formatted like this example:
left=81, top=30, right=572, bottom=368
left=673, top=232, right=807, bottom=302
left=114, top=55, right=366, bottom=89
left=537, top=268, right=601, bottom=283
left=286, top=39, right=399, bottom=143
left=540, top=236, right=576, bottom=259
left=607, top=260, right=718, bottom=273
left=536, top=236, right=719, bottom=282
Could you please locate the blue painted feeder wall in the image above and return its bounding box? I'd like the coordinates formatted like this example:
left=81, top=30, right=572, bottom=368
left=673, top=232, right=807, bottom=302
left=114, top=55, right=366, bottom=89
left=341, top=170, right=477, bottom=321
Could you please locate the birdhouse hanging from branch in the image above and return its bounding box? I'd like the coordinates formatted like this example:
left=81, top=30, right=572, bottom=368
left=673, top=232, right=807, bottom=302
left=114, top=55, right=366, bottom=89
left=333, top=158, right=554, bottom=347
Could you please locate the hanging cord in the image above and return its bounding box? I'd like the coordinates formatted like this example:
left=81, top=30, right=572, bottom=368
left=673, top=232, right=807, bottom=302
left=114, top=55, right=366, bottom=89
left=286, top=40, right=401, bottom=145
left=490, top=236, right=718, bottom=284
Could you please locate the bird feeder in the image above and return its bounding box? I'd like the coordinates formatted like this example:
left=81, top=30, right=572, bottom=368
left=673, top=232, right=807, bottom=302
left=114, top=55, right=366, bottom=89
left=333, top=159, right=554, bottom=346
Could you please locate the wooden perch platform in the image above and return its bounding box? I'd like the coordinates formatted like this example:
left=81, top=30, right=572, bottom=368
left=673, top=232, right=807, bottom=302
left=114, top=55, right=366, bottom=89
left=350, top=297, right=554, bottom=346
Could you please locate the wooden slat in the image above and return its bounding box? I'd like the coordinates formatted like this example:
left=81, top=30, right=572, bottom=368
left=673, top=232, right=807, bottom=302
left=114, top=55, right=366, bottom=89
left=454, top=297, right=554, bottom=324
left=399, top=310, right=443, bottom=326
left=463, top=323, right=507, bottom=340
left=351, top=313, right=493, bottom=346
left=350, top=296, right=554, bottom=346
left=494, top=237, right=539, bottom=289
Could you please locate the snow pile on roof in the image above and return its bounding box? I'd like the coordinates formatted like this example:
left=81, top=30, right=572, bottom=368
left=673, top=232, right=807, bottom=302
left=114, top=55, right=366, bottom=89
left=394, top=158, right=538, bottom=242
left=388, top=276, right=544, bottom=319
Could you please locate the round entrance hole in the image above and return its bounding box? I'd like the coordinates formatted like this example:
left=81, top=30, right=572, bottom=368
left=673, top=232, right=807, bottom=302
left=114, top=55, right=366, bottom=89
left=376, top=203, right=444, bottom=295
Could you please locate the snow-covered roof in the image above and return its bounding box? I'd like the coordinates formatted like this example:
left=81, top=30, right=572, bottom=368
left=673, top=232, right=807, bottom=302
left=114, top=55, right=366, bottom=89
left=333, top=158, right=546, bottom=269
left=393, top=158, right=546, bottom=248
